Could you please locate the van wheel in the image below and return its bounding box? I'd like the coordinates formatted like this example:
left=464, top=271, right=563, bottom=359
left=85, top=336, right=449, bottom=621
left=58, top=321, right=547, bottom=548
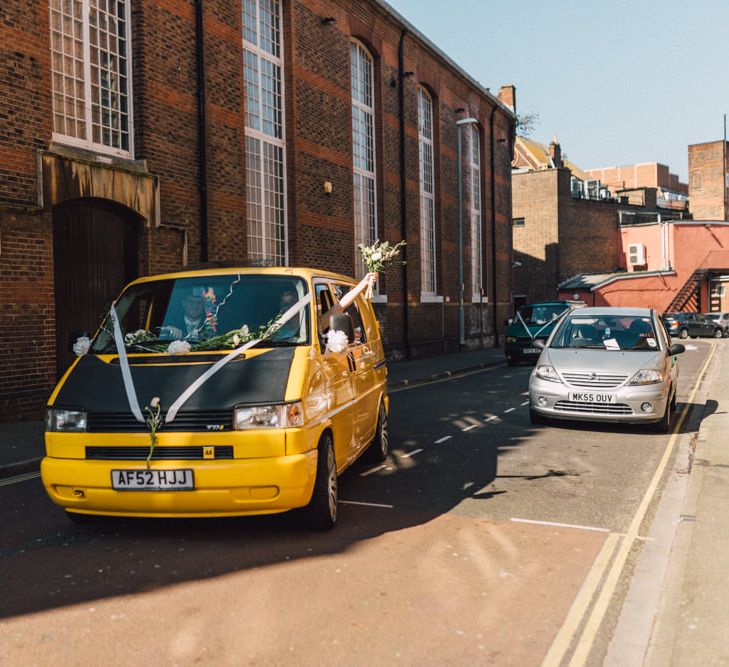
left=366, top=402, right=389, bottom=462
left=506, top=355, right=518, bottom=366
left=303, top=433, right=337, bottom=531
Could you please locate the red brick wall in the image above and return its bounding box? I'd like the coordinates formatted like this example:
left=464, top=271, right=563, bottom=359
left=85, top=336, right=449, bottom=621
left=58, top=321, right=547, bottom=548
left=689, top=141, right=728, bottom=221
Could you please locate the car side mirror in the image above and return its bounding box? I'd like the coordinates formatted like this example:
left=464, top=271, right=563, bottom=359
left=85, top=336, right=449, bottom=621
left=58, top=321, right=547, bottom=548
left=534, top=339, right=545, bottom=349
left=668, top=343, right=685, bottom=356
left=329, top=313, right=354, bottom=344
left=68, top=330, right=89, bottom=353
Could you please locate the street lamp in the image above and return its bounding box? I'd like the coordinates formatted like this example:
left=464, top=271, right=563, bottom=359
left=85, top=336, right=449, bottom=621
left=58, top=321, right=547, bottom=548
left=456, top=117, right=479, bottom=348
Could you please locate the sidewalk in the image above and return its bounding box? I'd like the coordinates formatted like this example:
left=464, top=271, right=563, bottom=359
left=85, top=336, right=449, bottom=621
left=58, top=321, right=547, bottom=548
left=0, top=346, right=506, bottom=478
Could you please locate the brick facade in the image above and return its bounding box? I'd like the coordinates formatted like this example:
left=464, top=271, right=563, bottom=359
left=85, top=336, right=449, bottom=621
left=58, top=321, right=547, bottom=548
left=688, top=141, right=728, bottom=221
left=0, top=0, right=514, bottom=420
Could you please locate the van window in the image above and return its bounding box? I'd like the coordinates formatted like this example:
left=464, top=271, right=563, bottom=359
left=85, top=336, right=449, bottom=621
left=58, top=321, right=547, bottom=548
left=332, top=283, right=367, bottom=344
left=91, top=274, right=310, bottom=353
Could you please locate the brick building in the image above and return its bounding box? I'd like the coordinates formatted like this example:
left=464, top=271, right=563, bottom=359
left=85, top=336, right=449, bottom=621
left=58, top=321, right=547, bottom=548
left=511, top=137, right=682, bottom=306
left=0, top=0, right=515, bottom=420
left=688, top=140, right=728, bottom=220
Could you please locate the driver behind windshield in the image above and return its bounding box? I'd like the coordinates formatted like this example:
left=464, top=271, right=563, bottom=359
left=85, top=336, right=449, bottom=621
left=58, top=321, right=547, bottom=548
left=162, top=288, right=214, bottom=342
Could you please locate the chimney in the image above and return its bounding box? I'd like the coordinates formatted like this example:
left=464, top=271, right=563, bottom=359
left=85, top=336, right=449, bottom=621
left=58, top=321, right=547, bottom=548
left=497, top=84, right=516, bottom=112
left=549, top=135, right=563, bottom=169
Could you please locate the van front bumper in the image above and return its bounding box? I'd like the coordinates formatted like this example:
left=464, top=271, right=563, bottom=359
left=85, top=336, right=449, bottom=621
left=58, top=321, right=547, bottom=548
left=41, top=451, right=319, bottom=518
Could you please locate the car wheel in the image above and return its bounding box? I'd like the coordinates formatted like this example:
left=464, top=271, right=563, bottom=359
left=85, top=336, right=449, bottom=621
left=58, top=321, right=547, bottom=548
left=650, top=401, right=672, bottom=434
left=365, top=401, right=389, bottom=462
left=670, top=391, right=677, bottom=413
left=506, top=355, right=518, bottom=367
left=529, top=408, right=547, bottom=425
left=713, top=328, right=723, bottom=339
left=678, top=328, right=689, bottom=339
left=303, top=432, right=337, bottom=531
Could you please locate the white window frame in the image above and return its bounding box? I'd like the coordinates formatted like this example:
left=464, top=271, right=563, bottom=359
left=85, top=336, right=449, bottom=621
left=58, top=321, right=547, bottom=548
left=350, top=39, right=382, bottom=298
left=469, top=124, right=483, bottom=302
left=243, top=0, right=289, bottom=266
left=418, top=87, right=438, bottom=299
left=49, top=0, right=134, bottom=158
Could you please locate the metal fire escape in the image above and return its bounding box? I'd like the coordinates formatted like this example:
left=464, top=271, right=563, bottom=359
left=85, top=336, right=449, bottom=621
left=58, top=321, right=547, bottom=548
left=665, top=269, right=709, bottom=313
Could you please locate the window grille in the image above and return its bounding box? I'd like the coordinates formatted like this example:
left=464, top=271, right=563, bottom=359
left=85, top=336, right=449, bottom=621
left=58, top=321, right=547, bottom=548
left=469, top=125, right=483, bottom=299
left=418, top=88, right=437, bottom=295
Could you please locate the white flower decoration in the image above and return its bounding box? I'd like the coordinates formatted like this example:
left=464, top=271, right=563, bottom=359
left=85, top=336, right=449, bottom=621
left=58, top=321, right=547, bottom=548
left=232, top=334, right=240, bottom=346
left=371, top=251, right=382, bottom=262
left=325, top=329, right=349, bottom=354
left=167, top=340, right=191, bottom=355
left=150, top=396, right=161, bottom=408
left=73, top=336, right=91, bottom=356
left=241, top=325, right=249, bottom=336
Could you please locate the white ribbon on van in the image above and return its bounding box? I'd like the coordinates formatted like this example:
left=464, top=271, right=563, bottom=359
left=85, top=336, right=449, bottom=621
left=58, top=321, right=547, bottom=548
left=109, top=292, right=313, bottom=425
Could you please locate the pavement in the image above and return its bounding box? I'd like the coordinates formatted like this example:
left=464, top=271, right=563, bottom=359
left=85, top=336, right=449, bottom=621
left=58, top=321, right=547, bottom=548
left=0, top=346, right=506, bottom=479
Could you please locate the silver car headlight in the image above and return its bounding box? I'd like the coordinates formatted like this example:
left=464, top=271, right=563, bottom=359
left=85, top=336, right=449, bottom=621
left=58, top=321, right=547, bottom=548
left=234, top=402, right=304, bottom=430
left=46, top=408, right=87, bottom=432
left=629, top=369, right=663, bottom=385
left=535, top=365, right=562, bottom=383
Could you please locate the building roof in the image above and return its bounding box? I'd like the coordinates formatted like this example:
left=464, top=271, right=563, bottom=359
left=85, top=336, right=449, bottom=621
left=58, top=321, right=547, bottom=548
left=514, top=137, right=590, bottom=180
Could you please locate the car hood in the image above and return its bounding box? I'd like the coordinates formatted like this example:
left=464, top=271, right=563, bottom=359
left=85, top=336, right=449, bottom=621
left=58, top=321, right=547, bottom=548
left=543, top=348, right=664, bottom=375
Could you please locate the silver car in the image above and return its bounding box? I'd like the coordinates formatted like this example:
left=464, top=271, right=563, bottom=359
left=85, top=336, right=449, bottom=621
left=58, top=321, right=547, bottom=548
left=528, top=307, right=685, bottom=432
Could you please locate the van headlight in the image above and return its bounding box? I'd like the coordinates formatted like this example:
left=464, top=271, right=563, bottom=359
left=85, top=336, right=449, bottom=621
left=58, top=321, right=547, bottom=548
left=234, top=402, right=304, bottom=429
left=629, top=369, right=663, bottom=385
left=535, top=365, right=561, bottom=383
left=46, top=408, right=87, bottom=432
left=506, top=336, right=517, bottom=343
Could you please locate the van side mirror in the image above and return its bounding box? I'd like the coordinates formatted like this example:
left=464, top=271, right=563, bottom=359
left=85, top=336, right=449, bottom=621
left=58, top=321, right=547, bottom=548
left=534, top=339, right=545, bottom=349
left=68, top=331, right=89, bottom=353
left=330, top=314, right=354, bottom=344
left=668, top=343, right=685, bottom=356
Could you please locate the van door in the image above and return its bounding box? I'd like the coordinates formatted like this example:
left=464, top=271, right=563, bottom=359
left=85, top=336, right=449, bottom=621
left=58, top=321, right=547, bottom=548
left=333, top=284, right=379, bottom=450
left=314, top=281, right=357, bottom=468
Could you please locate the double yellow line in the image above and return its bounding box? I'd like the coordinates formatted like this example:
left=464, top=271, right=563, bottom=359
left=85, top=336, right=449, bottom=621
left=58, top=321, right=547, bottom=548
left=543, top=343, right=717, bottom=667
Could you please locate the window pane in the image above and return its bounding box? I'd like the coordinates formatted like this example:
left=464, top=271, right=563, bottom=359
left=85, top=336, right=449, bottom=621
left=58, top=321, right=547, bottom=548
left=418, top=88, right=436, bottom=294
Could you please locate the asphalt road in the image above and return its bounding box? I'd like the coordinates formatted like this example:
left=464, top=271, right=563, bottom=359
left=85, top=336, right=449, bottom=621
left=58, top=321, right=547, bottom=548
left=0, top=340, right=717, bottom=666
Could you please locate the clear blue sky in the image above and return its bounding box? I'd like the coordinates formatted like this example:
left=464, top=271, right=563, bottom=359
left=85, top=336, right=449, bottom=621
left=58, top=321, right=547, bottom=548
left=387, top=0, right=729, bottom=181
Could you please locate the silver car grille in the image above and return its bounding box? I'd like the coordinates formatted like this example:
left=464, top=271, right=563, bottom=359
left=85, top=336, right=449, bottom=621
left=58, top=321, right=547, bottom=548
left=554, top=401, right=633, bottom=415
left=560, top=372, right=628, bottom=389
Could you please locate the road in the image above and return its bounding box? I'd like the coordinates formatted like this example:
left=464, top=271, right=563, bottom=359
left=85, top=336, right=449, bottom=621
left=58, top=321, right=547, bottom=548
left=0, top=341, right=717, bottom=666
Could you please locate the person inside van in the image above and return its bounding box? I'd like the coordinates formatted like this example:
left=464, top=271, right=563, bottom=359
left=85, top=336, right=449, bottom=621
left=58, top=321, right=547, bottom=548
left=162, top=288, right=211, bottom=341
left=274, top=288, right=303, bottom=340
left=319, top=272, right=377, bottom=334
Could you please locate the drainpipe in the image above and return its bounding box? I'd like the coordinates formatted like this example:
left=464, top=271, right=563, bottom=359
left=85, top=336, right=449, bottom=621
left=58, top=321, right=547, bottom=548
left=398, top=30, right=411, bottom=359
left=195, top=0, right=209, bottom=262
left=489, top=106, right=499, bottom=346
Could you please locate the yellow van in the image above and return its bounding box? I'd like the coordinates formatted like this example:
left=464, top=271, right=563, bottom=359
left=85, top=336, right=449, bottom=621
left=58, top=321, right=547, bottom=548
left=41, top=267, right=389, bottom=530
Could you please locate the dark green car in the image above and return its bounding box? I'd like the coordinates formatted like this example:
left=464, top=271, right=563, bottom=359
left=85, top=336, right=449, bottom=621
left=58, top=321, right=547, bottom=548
left=505, top=301, right=575, bottom=366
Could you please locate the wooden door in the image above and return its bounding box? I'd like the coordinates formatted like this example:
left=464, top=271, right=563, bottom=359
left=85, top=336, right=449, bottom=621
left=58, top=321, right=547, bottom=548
left=53, top=198, right=140, bottom=376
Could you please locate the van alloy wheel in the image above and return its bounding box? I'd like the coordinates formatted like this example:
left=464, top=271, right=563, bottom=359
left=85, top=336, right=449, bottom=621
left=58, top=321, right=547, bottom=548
left=366, top=402, right=389, bottom=462
left=302, top=432, right=337, bottom=531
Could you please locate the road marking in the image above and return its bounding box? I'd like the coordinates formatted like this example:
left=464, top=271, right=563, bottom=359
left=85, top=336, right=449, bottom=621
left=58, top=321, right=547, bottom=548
left=339, top=500, right=394, bottom=509
left=360, top=464, right=387, bottom=477
left=545, top=342, right=718, bottom=667
left=0, top=471, right=40, bottom=487
left=390, top=363, right=507, bottom=393
left=400, top=448, right=423, bottom=459
left=434, top=435, right=452, bottom=444
left=484, top=415, right=498, bottom=422
left=510, top=517, right=610, bottom=533
left=504, top=407, right=516, bottom=414
left=462, top=424, right=478, bottom=432
left=521, top=400, right=530, bottom=406
left=542, top=533, right=621, bottom=667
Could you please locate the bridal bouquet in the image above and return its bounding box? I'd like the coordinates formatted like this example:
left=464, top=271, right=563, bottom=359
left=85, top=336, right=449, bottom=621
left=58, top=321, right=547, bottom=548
left=358, top=239, right=406, bottom=298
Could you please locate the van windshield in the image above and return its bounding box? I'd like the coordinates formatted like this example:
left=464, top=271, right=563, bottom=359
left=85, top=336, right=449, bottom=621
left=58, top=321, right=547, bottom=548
left=550, top=314, right=659, bottom=351
left=516, top=304, right=568, bottom=326
left=91, top=274, right=310, bottom=353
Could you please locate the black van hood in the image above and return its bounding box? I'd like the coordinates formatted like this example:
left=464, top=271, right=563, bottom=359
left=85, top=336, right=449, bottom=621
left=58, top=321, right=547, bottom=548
left=53, top=349, right=296, bottom=412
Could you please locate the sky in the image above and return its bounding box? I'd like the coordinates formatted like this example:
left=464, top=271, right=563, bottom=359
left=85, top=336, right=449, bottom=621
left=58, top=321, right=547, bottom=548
left=386, top=0, right=729, bottom=181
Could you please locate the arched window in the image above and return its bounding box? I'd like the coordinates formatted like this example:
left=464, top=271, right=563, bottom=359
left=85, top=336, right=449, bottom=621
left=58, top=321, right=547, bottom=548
left=49, top=0, right=133, bottom=156
left=418, top=87, right=437, bottom=296
left=243, top=0, right=287, bottom=264
left=350, top=40, right=378, bottom=278
left=469, top=125, right=483, bottom=299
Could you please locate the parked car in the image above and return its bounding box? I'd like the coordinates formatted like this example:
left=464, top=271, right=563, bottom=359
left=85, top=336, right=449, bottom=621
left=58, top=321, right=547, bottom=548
left=663, top=312, right=724, bottom=339
left=42, top=267, right=389, bottom=530
left=703, top=312, right=729, bottom=336
left=504, top=301, right=581, bottom=366
left=529, top=307, right=685, bottom=432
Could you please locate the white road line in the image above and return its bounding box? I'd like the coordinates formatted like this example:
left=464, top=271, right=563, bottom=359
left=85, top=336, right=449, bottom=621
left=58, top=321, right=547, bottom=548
left=0, top=471, right=40, bottom=487
left=484, top=415, right=497, bottom=422
left=434, top=435, right=452, bottom=444
left=510, top=517, right=610, bottom=533
left=461, top=424, right=478, bottom=432
left=359, top=464, right=386, bottom=477
left=504, top=407, right=516, bottom=414
left=389, top=363, right=507, bottom=393
left=399, top=448, right=423, bottom=459
left=339, top=500, right=394, bottom=509
left=520, top=400, right=529, bottom=406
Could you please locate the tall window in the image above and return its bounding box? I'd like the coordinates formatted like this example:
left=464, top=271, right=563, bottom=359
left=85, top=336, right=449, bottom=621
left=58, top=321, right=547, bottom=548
left=350, top=40, right=377, bottom=278
left=418, top=88, right=437, bottom=296
left=469, top=125, right=483, bottom=299
left=243, top=0, right=287, bottom=264
left=49, top=0, right=133, bottom=156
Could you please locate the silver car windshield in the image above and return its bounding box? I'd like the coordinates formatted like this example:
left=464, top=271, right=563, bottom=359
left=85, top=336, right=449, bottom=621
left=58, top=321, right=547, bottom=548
left=551, top=314, right=659, bottom=351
